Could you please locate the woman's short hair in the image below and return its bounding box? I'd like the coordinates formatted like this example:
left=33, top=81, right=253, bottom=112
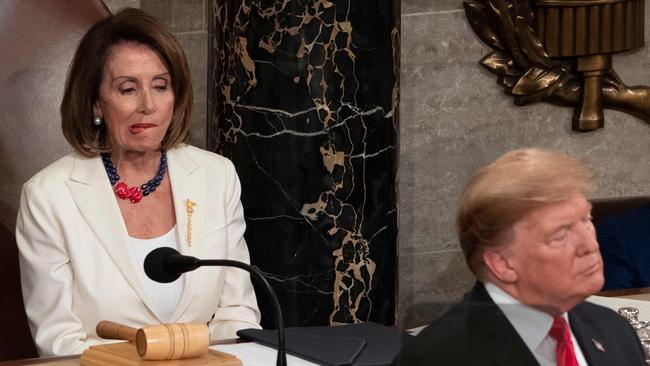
left=456, top=148, right=594, bottom=279
left=61, top=7, right=192, bottom=156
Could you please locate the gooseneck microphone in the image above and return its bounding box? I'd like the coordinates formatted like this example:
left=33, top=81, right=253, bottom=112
left=144, top=247, right=287, bottom=366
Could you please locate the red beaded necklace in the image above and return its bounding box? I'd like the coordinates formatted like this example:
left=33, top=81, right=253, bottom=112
left=100, top=151, right=168, bottom=203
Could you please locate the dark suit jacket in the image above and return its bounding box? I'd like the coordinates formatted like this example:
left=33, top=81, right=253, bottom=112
left=395, top=282, right=646, bottom=366
left=595, top=203, right=650, bottom=290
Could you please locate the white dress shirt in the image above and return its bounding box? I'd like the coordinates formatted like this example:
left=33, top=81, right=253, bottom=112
left=484, top=282, right=588, bottom=366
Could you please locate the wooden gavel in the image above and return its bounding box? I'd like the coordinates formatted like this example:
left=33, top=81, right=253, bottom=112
left=96, top=320, right=209, bottom=360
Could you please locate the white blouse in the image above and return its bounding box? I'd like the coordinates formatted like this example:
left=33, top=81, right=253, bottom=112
left=131, top=226, right=184, bottom=323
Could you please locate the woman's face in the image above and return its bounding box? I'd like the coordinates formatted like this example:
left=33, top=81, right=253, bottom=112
left=93, top=41, right=174, bottom=154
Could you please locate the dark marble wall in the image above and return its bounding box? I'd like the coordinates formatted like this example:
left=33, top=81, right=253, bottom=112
left=208, top=0, right=399, bottom=327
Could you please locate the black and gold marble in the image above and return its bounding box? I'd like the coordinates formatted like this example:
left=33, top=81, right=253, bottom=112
left=208, top=0, right=399, bottom=327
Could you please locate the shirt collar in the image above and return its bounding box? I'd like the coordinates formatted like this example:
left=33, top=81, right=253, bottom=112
left=484, top=282, right=569, bottom=352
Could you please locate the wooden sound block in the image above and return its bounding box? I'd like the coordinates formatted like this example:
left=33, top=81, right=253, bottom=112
left=80, top=342, right=242, bottom=366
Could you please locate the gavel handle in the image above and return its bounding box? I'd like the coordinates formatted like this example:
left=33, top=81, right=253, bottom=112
left=96, top=320, right=138, bottom=341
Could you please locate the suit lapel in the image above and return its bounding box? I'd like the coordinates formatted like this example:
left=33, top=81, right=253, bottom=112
left=468, top=283, right=540, bottom=366
left=166, top=146, right=206, bottom=322
left=65, top=154, right=159, bottom=319
left=569, top=307, right=610, bottom=366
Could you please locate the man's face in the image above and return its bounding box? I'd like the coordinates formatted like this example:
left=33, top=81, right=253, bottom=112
left=502, top=194, right=604, bottom=313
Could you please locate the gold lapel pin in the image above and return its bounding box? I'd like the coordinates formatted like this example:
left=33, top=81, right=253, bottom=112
left=185, top=199, right=197, bottom=247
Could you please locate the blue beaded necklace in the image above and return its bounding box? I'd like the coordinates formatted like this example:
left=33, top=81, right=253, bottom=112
left=100, top=150, right=167, bottom=204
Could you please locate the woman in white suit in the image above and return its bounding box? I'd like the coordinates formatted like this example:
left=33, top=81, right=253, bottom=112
left=16, top=8, right=260, bottom=356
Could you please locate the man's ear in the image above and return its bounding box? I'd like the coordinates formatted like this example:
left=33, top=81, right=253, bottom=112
left=483, top=249, right=518, bottom=283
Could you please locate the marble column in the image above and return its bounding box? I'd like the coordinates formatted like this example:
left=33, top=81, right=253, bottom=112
left=208, top=0, right=399, bottom=327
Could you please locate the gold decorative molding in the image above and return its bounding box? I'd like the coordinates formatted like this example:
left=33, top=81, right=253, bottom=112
left=536, top=0, right=633, bottom=5
left=464, top=0, right=647, bottom=131
left=535, top=1, right=644, bottom=56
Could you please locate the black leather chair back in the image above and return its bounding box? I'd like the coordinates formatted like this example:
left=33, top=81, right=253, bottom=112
left=0, top=0, right=110, bottom=232
left=0, top=223, right=37, bottom=360
left=591, top=196, right=650, bottom=222
left=0, top=1, right=110, bottom=360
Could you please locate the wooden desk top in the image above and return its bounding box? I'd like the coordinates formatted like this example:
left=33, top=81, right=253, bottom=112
left=0, top=356, right=79, bottom=366
left=597, top=287, right=650, bottom=302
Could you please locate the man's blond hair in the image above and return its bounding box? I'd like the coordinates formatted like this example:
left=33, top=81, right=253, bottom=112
left=456, top=148, right=594, bottom=279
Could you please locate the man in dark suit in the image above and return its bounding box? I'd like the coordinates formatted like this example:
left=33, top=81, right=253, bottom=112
left=396, top=148, right=647, bottom=366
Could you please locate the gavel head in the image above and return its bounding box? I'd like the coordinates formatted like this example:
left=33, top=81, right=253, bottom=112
left=135, top=323, right=209, bottom=360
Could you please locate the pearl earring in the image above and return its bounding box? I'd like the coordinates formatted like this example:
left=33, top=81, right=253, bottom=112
left=93, top=116, right=103, bottom=126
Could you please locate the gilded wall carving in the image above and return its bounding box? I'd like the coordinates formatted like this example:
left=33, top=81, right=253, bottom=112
left=464, top=0, right=648, bottom=130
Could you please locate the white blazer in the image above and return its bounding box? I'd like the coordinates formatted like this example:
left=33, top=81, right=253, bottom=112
left=16, top=145, right=261, bottom=356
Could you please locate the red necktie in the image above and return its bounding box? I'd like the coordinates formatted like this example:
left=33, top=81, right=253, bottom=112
left=549, top=316, right=579, bottom=366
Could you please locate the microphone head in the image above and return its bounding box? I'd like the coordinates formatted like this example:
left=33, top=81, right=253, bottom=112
left=144, top=247, right=182, bottom=283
